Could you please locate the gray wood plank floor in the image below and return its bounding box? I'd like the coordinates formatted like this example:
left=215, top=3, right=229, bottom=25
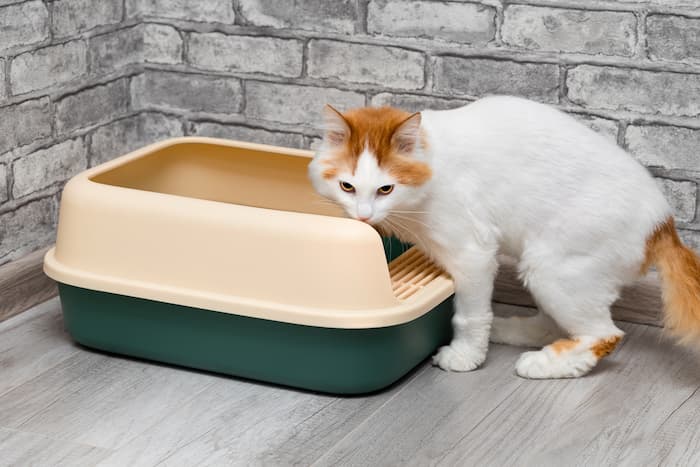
left=1, top=299, right=698, bottom=466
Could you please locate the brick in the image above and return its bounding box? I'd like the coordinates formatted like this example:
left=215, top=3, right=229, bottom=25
left=679, top=229, right=700, bottom=254
left=245, top=82, right=365, bottom=125
left=12, top=138, right=88, bottom=198
left=126, top=0, right=234, bottom=23
left=308, top=40, right=424, bottom=90
left=90, top=24, right=182, bottom=75
left=187, top=33, right=302, bottom=78
left=647, top=16, right=700, bottom=63
left=89, top=26, right=142, bottom=74
left=503, top=6, right=635, bottom=56
left=567, top=65, right=700, bottom=117
left=10, top=41, right=87, bottom=95
left=190, top=123, right=305, bottom=149
left=56, top=79, right=129, bottom=133
left=371, top=93, right=468, bottom=112
left=0, top=164, right=7, bottom=203
left=625, top=125, right=700, bottom=173
left=0, top=1, right=49, bottom=52
left=142, top=24, right=183, bottom=65
left=435, top=58, right=559, bottom=102
left=655, top=178, right=697, bottom=223
left=0, top=197, right=57, bottom=264
left=368, top=1, right=495, bottom=45
left=90, top=113, right=183, bottom=166
left=0, top=98, right=52, bottom=154
left=239, top=0, right=356, bottom=34
left=570, top=114, right=618, bottom=142
left=52, top=0, right=122, bottom=37
left=131, top=71, right=242, bottom=114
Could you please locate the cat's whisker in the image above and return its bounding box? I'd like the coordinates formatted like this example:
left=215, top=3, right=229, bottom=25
left=388, top=210, right=429, bottom=214
left=384, top=216, right=429, bottom=251
left=391, top=218, right=429, bottom=252
left=391, top=220, right=408, bottom=237
left=310, top=198, right=340, bottom=208
left=382, top=218, right=403, bottom=238
left=389, top=213, right=433, bottom=231
left=389, top=217, right=409, bottom=231
left=310, top=197, right=336, bottom=204
left=384, top=216, right=404, bottom=232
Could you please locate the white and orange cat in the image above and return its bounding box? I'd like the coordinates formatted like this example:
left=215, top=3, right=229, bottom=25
left=309, top=96, right=700, bottom=379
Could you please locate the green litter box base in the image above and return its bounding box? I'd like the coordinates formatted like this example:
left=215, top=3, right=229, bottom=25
left=58, top=284, right=454, bottom=395
left=57, top=239, right=454, bottom=394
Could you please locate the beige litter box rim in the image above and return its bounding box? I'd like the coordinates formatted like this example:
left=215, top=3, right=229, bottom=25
left=44, top=137, right=454, bottom=329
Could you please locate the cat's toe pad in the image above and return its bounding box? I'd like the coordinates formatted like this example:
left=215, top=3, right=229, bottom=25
left=432, top=344, right=485, bottom=372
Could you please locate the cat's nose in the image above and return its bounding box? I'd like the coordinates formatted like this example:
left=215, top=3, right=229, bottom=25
left=357, top=203, right=372, bottom=221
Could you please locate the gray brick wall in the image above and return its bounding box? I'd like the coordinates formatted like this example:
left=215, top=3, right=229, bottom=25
left=0, top=0, right=175, bottom=264
left=2, top=0, right=700, bottom=265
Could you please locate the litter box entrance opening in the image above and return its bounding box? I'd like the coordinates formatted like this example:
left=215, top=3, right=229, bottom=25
left=90, top=142, right=344, bottom=217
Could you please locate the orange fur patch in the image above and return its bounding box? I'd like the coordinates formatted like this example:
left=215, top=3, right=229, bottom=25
left=641, top=217, right=680, bottom=273
left=644, top=216, right=700, bottom=343
left=321, top=166, right=338, bottom=180
left=550, top=338, right=580, bottom=354
left=387, top=155, right=432, bottom=186
left=590, top=336, right=622, bottom=358
left=323, top=106, right=432, bottom=186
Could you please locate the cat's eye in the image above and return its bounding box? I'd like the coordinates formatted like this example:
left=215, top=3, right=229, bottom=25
left=377, top=185, right=394, bottom=195
left=339, top=181, right=355, bottom=193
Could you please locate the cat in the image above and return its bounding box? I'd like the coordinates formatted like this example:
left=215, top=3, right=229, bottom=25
left=308, top=95, right=700, bottom=379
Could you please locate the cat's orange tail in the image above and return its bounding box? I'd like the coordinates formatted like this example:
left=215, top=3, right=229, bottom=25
left=644, top=217, right=700, bottom=344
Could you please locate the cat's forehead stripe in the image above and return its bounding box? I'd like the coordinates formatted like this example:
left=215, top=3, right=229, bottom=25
left=342, top=106, right=412, bottom=171
left=355, top=147, right=380, bottom=177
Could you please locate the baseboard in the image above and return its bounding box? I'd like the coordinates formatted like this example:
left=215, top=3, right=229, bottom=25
left=493, top=257, right=663, bottom=327
left=0, top=247, right=58, bottom=323
left=0, top=248, right=664, bottom=328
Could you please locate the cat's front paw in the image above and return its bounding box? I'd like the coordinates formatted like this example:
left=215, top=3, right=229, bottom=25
left=432, top=343, right=486, bottom=372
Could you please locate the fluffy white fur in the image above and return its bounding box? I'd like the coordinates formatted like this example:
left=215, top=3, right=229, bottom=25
left=309, top=96, right=671, bottom=379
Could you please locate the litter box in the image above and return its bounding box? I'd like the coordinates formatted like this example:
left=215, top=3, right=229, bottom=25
left=43, top=137, right=455, bottom=394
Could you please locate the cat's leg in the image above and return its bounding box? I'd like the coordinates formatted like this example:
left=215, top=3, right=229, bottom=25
left=490, top=308, right=563, bottom=347
left=432, top=248, right=498, bottom=372
left=514, top=263, right=625, bottom=379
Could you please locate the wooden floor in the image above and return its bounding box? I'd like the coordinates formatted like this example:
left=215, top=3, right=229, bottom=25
left=1, top=299, right=699, bottom=467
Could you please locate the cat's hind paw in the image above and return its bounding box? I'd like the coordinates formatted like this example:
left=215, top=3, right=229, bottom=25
left=515, top=347, right=596, bottom=379
left=432, top=343, right=486, bottom=372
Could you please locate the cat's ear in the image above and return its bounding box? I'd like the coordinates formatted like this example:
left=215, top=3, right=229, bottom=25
left=322, top=104, right=350, bottom=146
left=391, top=112, right=422, bottom=154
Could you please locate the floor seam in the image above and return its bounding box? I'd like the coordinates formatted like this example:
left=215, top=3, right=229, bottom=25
left=0, top=425, right=112, bottom=451
left=656, top=384, right=700, bottom=431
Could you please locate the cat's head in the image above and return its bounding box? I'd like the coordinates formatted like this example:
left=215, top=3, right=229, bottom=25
left=308, top=105, right=432, bottom=225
